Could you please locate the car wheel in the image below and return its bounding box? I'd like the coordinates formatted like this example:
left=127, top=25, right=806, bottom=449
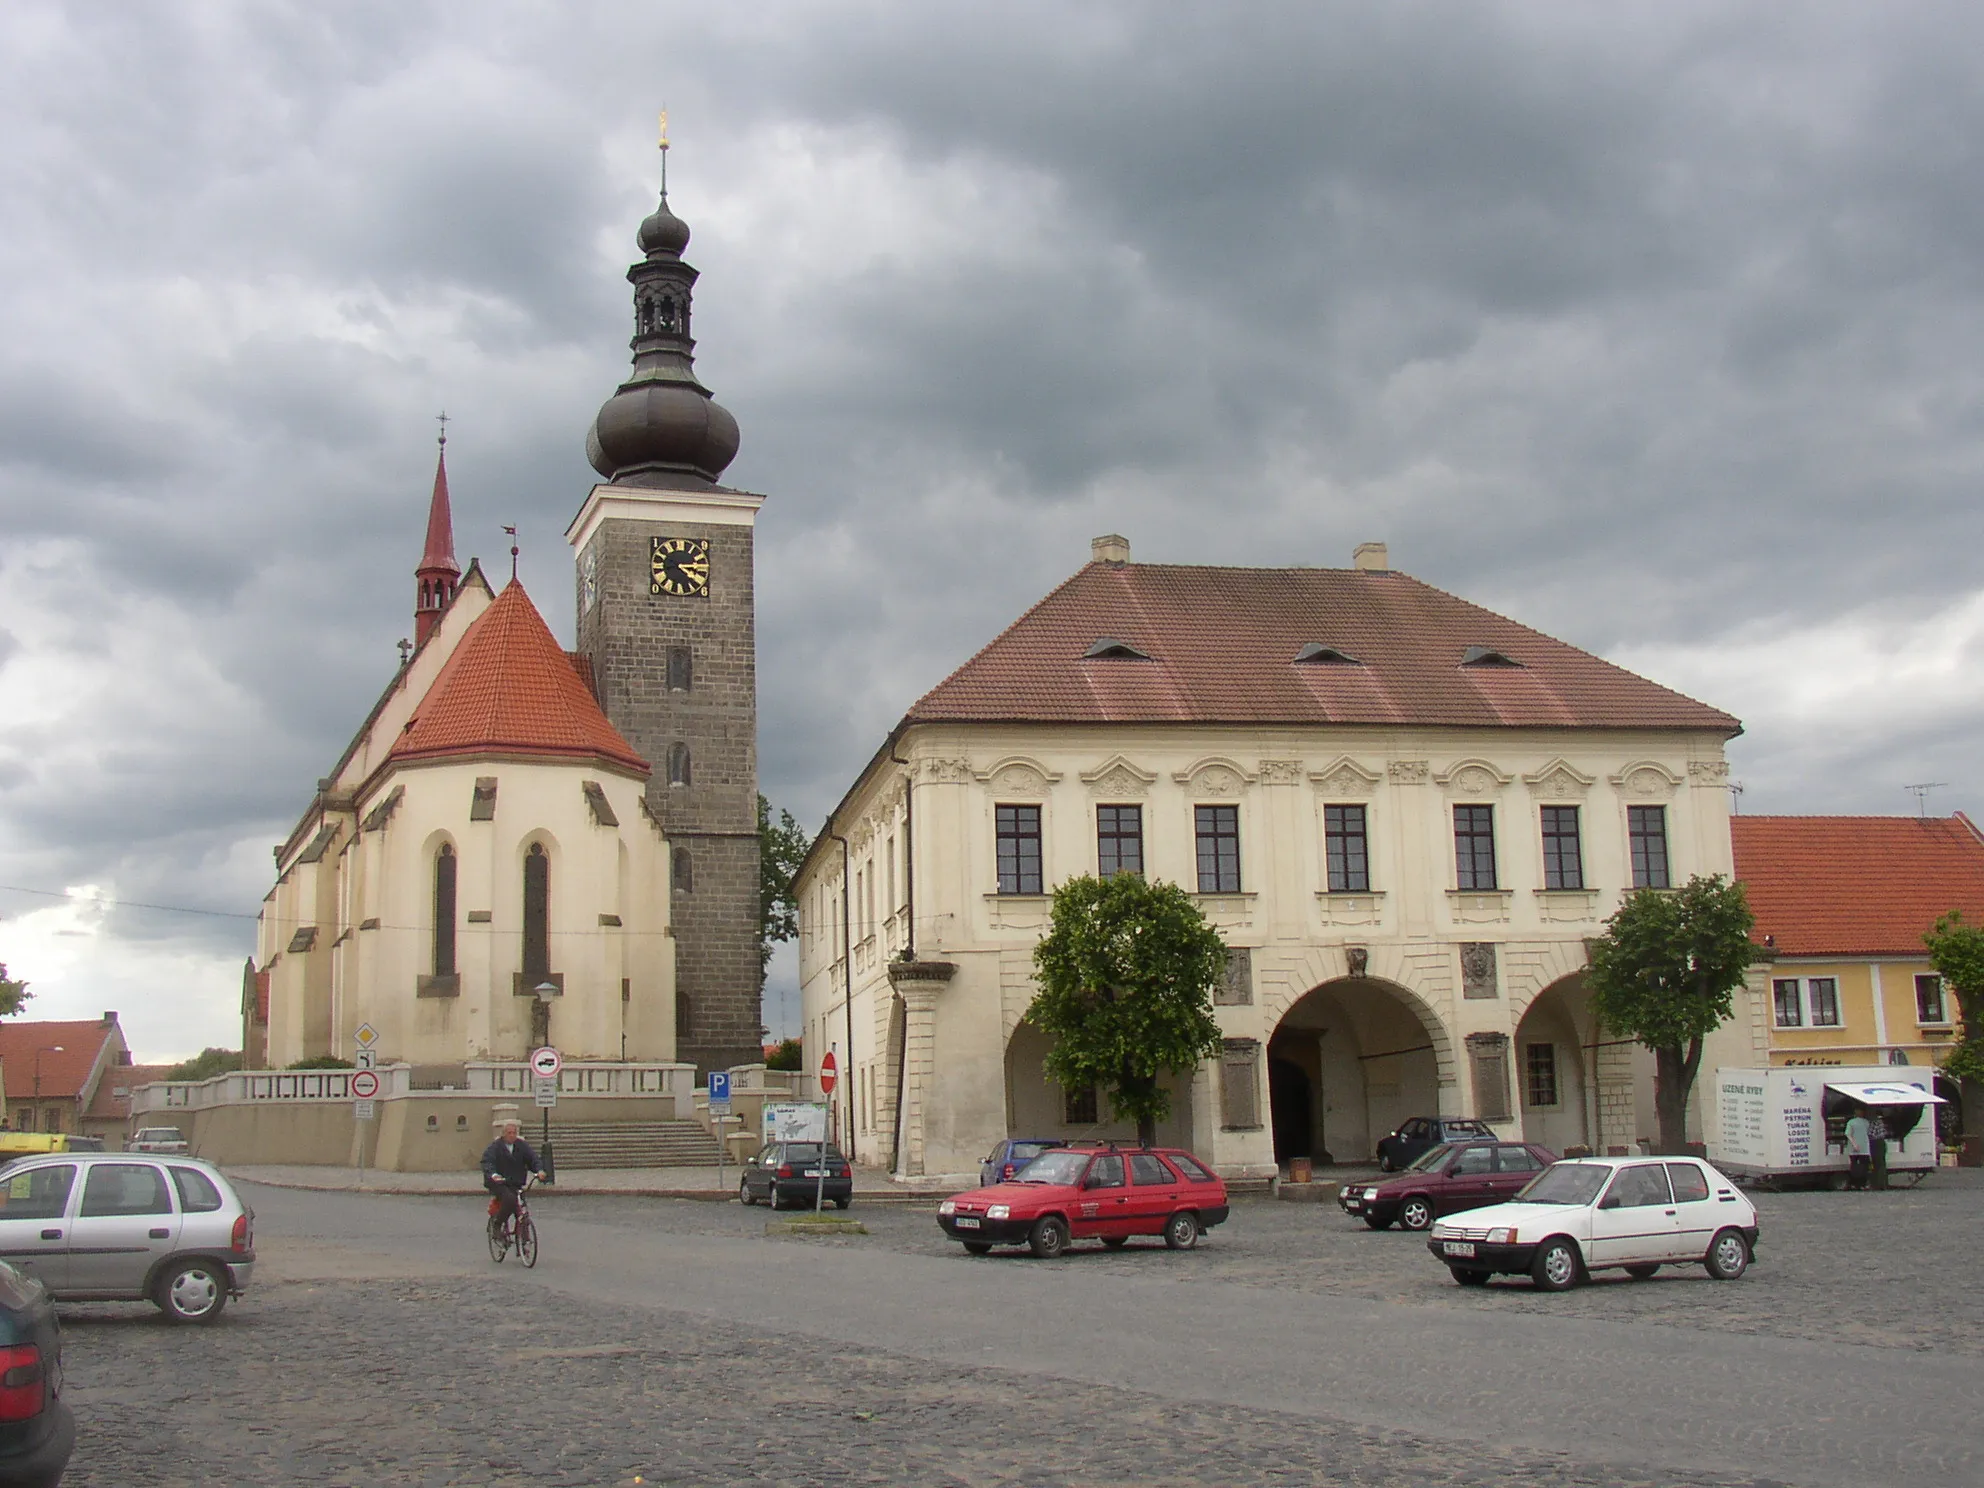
left=1449, top=1267, right=1490, bottom=1287
left=1101, top=1236, right=1128, bottom=1250
left=1398, top=1196, right=1434, bottom=1232
left=156, top=1260, right=228, bottom=1324
left=1027, top=1216, right=1069, bottom=1259
left=1705, top=1228, right=1751, bottom=1280
left=1531, top=1238, right=1582, bottom=1292
left=1378, top=1154, right=1396, bottom=1173
left=1163, top=1211, right=1200, bottom=1251
left=834, top=1197, right=851, bottom=1210
left=963, top=1242, right=993, bottom=1255
left=1625, top=1263, right=1660, bottom=1280
left=1362, top=1214, right=1394, bottom=1230
left=766, top=1188, right=780, bottom=1211
left=739, top=1178, right=754, bottom=1206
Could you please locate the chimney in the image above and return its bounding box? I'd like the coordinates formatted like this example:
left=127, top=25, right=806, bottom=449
left=1352, top=542, right=1389, bottom=572
left=101, top=1011, right=116, bottom=1026
left=1091, top=534, right=1131, bottom=566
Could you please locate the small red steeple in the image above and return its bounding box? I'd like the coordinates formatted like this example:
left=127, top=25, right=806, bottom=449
left=414, top=416, right=461, bottom=647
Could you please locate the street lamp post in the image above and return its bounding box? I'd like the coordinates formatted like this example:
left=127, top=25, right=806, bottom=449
left=32, top=1045, right=64, bottom=1133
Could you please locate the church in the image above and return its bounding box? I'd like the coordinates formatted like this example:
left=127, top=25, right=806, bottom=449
left=248, top=167, right=763, bottom=1083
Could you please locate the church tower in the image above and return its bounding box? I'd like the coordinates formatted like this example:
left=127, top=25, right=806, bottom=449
left=413, top=427, right=460, bottom=648
left=565, top=148, right=762, bottom=1076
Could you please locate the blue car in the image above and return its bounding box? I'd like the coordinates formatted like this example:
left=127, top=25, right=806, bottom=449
left=979, top=1138, right=1068, bottom=1187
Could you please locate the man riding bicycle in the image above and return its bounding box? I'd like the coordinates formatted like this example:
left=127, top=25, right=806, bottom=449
left=481, top=1119, right=547, bottom=1233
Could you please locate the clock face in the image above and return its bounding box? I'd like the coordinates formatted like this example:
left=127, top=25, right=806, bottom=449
left=579, top=544, right=599, bottom=613
left=650, top=536, right=711, bottom=597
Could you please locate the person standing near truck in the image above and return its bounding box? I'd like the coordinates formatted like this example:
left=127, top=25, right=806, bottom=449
left=1844, top=1109, right=1873, bottom=1190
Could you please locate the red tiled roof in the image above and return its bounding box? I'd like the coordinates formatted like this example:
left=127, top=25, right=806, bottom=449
left=0, top=1020, right=117, bottom=1104
left=389, top=580, right=648, bottom=774
left=1731, top=814, right=1984, bottom=958
left=86, top=1064, right=176, bottom=1122
left=907, top=562, right=1741, bottom=732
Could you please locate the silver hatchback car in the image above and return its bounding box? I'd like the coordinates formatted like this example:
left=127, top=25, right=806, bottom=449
left=0, top=1153, right=254, bottom=1322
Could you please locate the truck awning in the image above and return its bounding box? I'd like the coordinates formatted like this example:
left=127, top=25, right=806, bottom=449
left=1824, top=1082, right=1947, bottom=1106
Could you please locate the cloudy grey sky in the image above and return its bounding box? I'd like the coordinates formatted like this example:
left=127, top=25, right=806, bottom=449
left=4, top=1, right=1982, bottom=1057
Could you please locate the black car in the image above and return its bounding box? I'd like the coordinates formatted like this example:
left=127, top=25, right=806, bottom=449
left=738, top=1142, right=853, bottom=1210
left=1374, top=1116, right=1496, bottom=1171
left=0, top=1258, right=73, bottom=1488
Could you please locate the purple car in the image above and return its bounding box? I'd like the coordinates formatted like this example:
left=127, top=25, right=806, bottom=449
left=979, top=1138, right=1067, bottom=1187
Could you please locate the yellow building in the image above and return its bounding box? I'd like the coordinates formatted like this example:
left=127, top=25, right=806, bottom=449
left=1731, top=813, right=1981, bottom=1142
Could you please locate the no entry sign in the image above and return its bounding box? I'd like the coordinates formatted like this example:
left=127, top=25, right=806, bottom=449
left=818, top=1050, right=838, bottom=1096
left=350, top=1069, right=379, bottom=1100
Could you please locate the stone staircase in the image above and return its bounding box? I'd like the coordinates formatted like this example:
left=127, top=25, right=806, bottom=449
left=543, top=1120, right=723, bottom=1170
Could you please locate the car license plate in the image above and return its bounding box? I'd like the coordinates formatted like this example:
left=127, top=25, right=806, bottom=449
left=802, top=1168, right=823, bottom=1177
left=954, top=1216, right=981, bottom=1229
left=1442, top=1241, right=1476, bottom=1257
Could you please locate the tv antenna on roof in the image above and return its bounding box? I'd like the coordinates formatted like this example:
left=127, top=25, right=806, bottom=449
left=1904, top=783, right=1946, bottom=817
left=1727, top=781, right=1745, bottom=815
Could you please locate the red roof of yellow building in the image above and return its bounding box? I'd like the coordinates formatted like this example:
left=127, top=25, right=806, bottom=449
left=390, top=579, right=647, bottom=775
left=1731, top=813, right=1984, bottom=958
left=0, top=1018, right=121, bottom=1103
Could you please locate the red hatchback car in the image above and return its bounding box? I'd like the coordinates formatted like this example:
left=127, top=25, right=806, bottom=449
left=938, top=1145, right=1230, bottom=1258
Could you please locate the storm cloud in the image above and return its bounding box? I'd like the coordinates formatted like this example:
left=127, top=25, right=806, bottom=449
left=4, top=1, right=1983, bottom=1055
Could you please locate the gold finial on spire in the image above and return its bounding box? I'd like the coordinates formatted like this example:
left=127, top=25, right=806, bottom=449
left=657, top=107, right=670, bottom=193
left=658, top=108, right=669, bottom=152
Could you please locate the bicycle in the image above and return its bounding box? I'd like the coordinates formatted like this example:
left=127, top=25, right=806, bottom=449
left=486, top=1175, right=539, bottom=1268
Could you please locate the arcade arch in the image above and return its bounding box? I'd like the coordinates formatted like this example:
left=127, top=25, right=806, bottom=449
left=1266, top=977, right=1452, bottom=1165
left=1002, top=1018, right=1195, bottom=1148
left=1513, top=974, right=1597, bottom=1153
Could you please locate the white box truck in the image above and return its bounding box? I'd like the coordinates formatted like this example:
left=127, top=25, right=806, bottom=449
left=1712, top=1066, right=1945, bottom=1184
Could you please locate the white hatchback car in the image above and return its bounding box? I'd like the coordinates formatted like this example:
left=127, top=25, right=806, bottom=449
left=1426, top=1155, right=1758, bottom=1290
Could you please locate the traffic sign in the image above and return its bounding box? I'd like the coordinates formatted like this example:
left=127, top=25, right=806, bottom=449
left=353, top=1022, right=379, bottom=1050
left=350, top=1069, right=380, bottom=1099
left=353, top=1050, right=377, bottom=1071
left=819, top=1050, right=838, bottom=1096
left=533, top=1078, right=558, bottom=1109
left=353, top=1099, right=376, bottom=1121
left=529, top=1046, right=563, bottom=1080
left=708, top=1070, right=732, bottom=1115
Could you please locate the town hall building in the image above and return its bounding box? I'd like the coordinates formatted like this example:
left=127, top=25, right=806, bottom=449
left=796, top=537, right=1773, bottom=1180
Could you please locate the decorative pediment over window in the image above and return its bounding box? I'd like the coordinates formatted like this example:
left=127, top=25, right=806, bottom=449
left=1611, top=760, right=1683, bottom=801
left=1434, top=759, right=1512, bottom=796
left=1523, top=759, right=1595, bottom=800
left=1309, top=756, right=1382, bottom=798
left=1173, top=756, right=1255, bottom=796
left=975, top=755, right=1062, bottom=795
left=1079, top=754, right=1158, bottom=798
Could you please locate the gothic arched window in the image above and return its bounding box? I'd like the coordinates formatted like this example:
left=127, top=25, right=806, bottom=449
left=667, top=743, right=691, bottom=787
left=433, top=843, right=457, bottom=975
left=666, top=646, right=692, bottom=693
left=672, top=844, right=693, bottom=894
left=523, top=843, right=550, bottom=979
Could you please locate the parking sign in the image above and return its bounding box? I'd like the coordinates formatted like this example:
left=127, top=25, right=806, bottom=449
left=708, top=1070, right=732, bottom=1115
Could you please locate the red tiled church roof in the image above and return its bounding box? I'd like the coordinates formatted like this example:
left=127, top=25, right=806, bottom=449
left=1731, top=813, right=1984, bottom=958
left=390, top=580, right=648, bottom=774
left=907, top=562, right=1741, bottom=732
left=0, top=1019, right=118, bottom=1103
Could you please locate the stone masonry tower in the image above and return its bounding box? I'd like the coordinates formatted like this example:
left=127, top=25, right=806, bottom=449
left=565, top=156, right=762, bottom=1076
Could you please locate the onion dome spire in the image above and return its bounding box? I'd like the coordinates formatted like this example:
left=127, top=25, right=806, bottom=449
left=414, top=415, right=460, bottom=647
left=585, top=124, right=740, bottom=488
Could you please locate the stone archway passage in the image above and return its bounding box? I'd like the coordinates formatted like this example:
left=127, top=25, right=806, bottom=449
left=1513, top=975, right=1597, bottom=1155
left=1269, top=977, right=1446, bottom=1165
left=1002, top=1019, right=1194, bottom=1148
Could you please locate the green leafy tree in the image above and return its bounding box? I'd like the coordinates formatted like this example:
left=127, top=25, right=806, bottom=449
left=163, top=1048, right=243, bottom=1082
left=1585, top=874, right=1757, bottom=1155
left=1027, top=874, right=1228, bottom=1146
left=1924, top=912, right=1984, bottom=1138
left=0, top=965, right=29, bottom=1018
left=286, top=1055, right=352, bottom=1071
left=759, top=794, right=811, bottom=991
left=765, top=1037, right=803, bottom=1072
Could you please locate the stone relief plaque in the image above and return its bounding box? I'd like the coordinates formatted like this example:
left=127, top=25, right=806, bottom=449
left=1460, top=942, right=1499, bottom=999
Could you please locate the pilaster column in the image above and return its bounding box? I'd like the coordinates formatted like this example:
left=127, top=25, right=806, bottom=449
left=887, top=960, right=957, bottom=1177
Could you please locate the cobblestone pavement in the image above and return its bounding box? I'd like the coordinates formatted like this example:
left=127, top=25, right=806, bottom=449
left=52, top=1171, right=1981, bottom=1488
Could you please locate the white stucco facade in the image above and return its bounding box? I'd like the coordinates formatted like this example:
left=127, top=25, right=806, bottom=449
left=798, top=722, right=1771, bottom=1182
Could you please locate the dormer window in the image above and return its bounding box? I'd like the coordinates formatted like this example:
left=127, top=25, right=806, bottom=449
left=1461, top=646, right=1523, bottom=668
left=1083, top=637, right=1151, bottom=660
left=1294, top=643, right=1362, bottom=665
